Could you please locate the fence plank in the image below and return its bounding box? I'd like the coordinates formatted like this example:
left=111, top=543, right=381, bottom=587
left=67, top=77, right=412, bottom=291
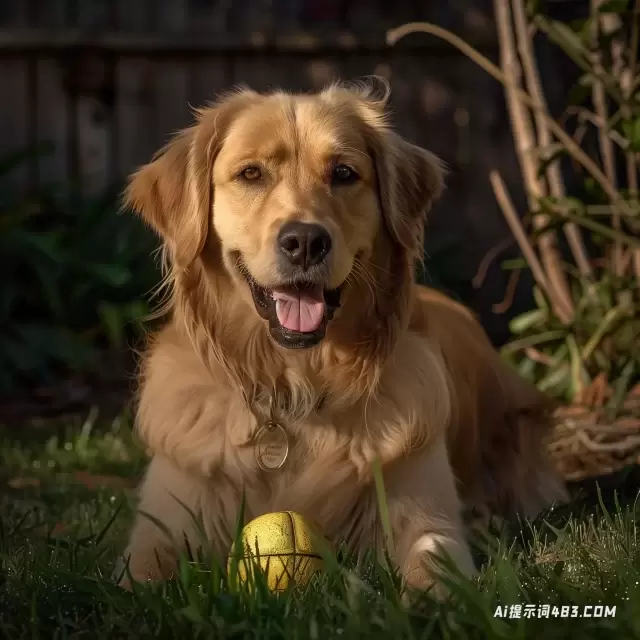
left=231, top=55, right=270, bottom=93
left=189, top=58, right=230, bottom=112
left=232, top=53, right=300, bottom=94
left=153, top=0, right=190, bottom=149
left=0, top=57, right=29, bottom=191
left=36, top=56, right=68, bottom=185
left=457, top=54, right=521, bottom=262
left=0, top=30, right=497, bottom=55
left=116, top=57, right=156, bottom=176
left=71, top=3, right=116, bottom=195
left=0, top=1, right=499, bottom=208
left=154, top=60, right=190, bottom=147
left=385, top=52, right=420, bottom=148
left=303, top=55, right=342, bottom=92
left=76, top=95, right=111, bottom=195
left=0, top=0, right=28, bottom=26
left=74, top=0, right=111, bottom=28
left=342, top=51, right=386, bottom=86
left=116, top=0, right=151, bottom=31
left=30, top=0, right=69, bottom=28
left=158, top=0, right=187, bottom=32
left=187, top=0, right=233, bottom=33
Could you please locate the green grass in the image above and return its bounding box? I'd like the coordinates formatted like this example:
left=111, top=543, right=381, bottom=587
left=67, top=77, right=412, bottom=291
left=1, top=415, right=639, bottom=639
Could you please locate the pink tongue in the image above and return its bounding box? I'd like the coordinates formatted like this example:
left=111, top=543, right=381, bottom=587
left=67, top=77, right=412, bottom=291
left=272, top=286, right=325, bottom=333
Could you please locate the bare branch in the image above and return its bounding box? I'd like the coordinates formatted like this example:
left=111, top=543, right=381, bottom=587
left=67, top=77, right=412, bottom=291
left=625, top=2, right=640, bottom=280
left=489, top=170, right=557, bottom=308
left=387, top=22, right=634, bottom=218
left=566, top=106, right=630, bottom=149
left=591, top=0, right=623, bottom=275
left=472, top=235, right=515, bottom=288
left=493, top=267, right=521, bottom=313
left=512, top=0, right=593, bottom=280
left=494, top=0, right=574, bottom=321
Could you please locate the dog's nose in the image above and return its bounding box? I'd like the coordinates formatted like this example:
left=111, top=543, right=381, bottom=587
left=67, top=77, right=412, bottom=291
left=277, top=222, right=332, bottom=269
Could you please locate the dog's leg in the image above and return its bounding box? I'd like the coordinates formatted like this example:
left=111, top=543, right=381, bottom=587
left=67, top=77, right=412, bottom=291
left=384, top=436, right=476, bottom=600
left=119, top=456, right=234, bottom=587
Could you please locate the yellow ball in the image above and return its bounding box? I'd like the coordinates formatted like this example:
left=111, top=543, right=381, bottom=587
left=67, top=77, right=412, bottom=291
left=228, top=511, right=324, bottom=592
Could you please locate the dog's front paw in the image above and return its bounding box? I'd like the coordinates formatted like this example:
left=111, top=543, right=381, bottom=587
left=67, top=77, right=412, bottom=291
left=402, top=533, right=476, bottom=602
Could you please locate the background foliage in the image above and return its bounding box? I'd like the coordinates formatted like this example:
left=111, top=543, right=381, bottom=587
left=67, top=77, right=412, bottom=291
left=499, top=0, right=640, bottom=405
left=0, top=145, right=159, bottom=396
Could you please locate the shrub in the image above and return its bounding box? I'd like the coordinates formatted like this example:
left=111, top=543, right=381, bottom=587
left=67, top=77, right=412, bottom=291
left=389, top=0, right=639, bottom=480
left=0, top=145, right=160, bottom=396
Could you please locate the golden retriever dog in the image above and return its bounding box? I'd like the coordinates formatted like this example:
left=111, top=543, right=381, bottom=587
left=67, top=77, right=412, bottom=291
left=120, top=81, right=567, bottom=596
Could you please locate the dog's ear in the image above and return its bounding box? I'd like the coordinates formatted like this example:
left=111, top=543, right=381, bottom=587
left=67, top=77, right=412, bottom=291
left=123, top=90, right=256, bottom=268
left=372, top=133, right=444, bottom=256
left=338, top=82, right=445, bottom=256
left=124, top=126, right=207, bottom=268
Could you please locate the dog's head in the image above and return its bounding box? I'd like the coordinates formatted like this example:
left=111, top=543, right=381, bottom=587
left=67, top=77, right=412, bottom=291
left=125, top=82, right=444, bottom=352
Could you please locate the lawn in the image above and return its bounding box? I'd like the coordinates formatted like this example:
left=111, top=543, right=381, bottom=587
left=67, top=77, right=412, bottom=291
left=0, top=413, right=639, bottom=639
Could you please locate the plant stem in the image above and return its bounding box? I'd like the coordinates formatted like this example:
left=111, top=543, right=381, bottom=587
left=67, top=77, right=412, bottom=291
left=626, top=1, right=640, bottom=280
left=512, top=0, right=593, bottom=280
left=533, top=14, right=626, bottom=105
left=591, top=0, right=623, bottom=276
left=566, top=107, right=629, bottom=149
left=386, top=22, right=634, bottom=218
left=493, top=0, right=574, bottom=322
left=489, top=170, right=555, bottom=307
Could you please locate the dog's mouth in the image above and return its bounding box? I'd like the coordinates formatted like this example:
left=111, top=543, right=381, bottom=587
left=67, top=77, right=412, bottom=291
left=239, top=263, right=343, bottom=350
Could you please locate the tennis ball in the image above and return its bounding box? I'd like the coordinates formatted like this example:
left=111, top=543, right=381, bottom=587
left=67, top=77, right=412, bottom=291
left=228, top=511, right=324, bottom=592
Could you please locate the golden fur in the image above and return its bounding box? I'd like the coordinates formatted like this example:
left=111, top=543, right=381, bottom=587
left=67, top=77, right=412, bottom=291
left=120, top=81, right=567, bottom=596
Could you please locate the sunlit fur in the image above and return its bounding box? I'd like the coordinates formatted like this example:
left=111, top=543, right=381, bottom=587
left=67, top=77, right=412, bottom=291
left=121, top=81, right=567, bottom=595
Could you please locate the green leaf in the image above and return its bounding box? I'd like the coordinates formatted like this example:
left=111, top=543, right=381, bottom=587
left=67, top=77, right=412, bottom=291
left=608, top=359, right=636, bottom=411
left=372, top=458, right=395, bottom=559
left=563, top=209, right=640, bottom=248
left=510, top=308, right=549, bottom=334
left=29, top=258, right=64, bottom=320
left=84, top=263, right=131, bottom=287
left=501, top=330, right=566, bottom=355
left=97, top=302, right=125, bottom=347
left=544, top=18, right=590, bottom=59
left=13, top=230, right=64, bottom=262
left=561, top=197, right=587, bottom=214
left=517, top=356, right=537, bottom=379
left=500, top=258, right=527, bottom=271
left=538, top=364, right=570, bottom=394
left=567, top=334, right=589, bottom=400
left=534, top=15, right=625, bottom=104
left=533, top=286, right=549, bottom=311
left=581, top=304, right=630, bottom=361
left=0, top=141, right=54, bottom=177
left=622, top=118, right=640, bottom=152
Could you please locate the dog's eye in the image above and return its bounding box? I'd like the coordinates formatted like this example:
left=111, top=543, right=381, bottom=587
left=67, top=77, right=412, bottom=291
left=240, top=166, right=262, bottom=181
left=332, top=164, right=358, bottom=185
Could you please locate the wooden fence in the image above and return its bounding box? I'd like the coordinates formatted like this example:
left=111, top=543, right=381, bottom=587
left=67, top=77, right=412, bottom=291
left=0, top=0, right=506, bottom=191
left=0, top=0, right=546, bottom=342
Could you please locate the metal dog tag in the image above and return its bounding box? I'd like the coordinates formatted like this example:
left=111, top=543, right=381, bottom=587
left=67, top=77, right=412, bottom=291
left=254, top=421, right=289, bottom=471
